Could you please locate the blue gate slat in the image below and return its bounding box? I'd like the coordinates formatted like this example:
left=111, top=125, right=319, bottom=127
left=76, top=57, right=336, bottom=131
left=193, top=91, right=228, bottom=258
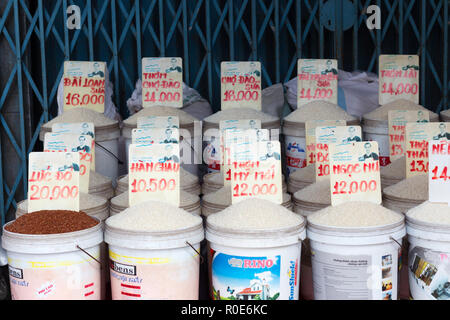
left=0, top=66, right=17, bottom=111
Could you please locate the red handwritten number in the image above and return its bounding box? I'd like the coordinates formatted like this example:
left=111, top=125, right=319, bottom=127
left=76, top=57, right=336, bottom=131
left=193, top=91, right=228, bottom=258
left=65, top=93, right=104, bottom=106
left=431, top=166, right=449, bottom=181
left=130, top=178, right=176, bottom=193
left=333, top=180, right=377, bottom=195
left=381, top=83, right=418, bottom=96
left=223, top=90, right=259, bottom=102
left=233, top=183, right=277, bottom=197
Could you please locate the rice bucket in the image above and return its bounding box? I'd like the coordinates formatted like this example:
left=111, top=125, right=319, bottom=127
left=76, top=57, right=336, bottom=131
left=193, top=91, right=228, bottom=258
left=287, top=164, right=316, bottom=194
left=89, top=171, right=114, bottom=200
left=380, top=156, right=406, bottom=189
left=406, top=202, right=450, bottom=300
left=104, top=201, right=204, bottom=300
left=2, top=211, right=103, bottom=300
left=382, top=174, right=428, bottom=214
left=307, top=202, right=405, bottom=300
left=206, top=199, right=306, bottom=300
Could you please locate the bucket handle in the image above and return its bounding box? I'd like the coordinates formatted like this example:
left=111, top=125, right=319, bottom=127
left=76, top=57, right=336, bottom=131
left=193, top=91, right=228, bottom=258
left=95, top=141, right=124, bottom=165
left=389, top=237, right=402, bottom=249
left=185, top=241, right=204, bottom=264
left=77, top=245, right=102, bottom=268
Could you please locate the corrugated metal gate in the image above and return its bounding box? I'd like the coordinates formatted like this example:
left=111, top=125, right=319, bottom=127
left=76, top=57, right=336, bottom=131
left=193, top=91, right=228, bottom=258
left=0, top=0, right=449, bottom=224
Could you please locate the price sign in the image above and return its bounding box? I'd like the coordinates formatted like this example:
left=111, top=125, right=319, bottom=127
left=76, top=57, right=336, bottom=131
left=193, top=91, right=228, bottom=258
left=305, top=120, right=346, bottom=166
left=315, top=126, right=362, bottom=181
left=142, top=58, right=183, bottom=108
left=329, top=141, right=381, bottom=206
left=52, top=122, right=96, bottom=170
left=405, top=122, right=450, bottom=178
left=128, top=144, right=180, bottom=207
left=379, top=55, right=419, bottom=105
left=230, top=141, right=283, bottom=204
left=132, top=128, right=180, bottom=145
left=221, top=62, right=262, bottom=110
left=63, top=61, right=106, bottom=113
left=297, top=59, right=338, bottom=107
left=28, top=152, right=80, bottom=213
left=428, top=141, right=450, bottom=205
left=137, top=116, right=180, bottom=129
left=388, top=110, right=429, bottom=161
left=44, top=133, right=93, bottom=193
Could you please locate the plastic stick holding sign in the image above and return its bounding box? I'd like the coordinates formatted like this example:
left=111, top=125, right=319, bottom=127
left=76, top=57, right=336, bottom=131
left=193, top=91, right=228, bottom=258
left=305, top=120, right=346, bottom=166
left=405, top=122, right=450, bottom=178
left=128, top=144, right=181, bottom=207
left=44, top=133, right=93, bottom=193
left=63, top=61, right=106, bottom=113
left=329, top=142, right=381, bottom=206
left=297, top=59, right=338, bottom=108
left=388, top=110, right=430, bottom=162
left=137, top=116, right=180, bottom=129
left=28, top=152, right=80, bottom=213
left=52, top=122, right=96, bottom=170
left=230, top=140, right=283, bottom=204
left=221, top=62, right=262, bottom=110
left=141, top=58, right=183, bottom=108
left=379, top=55, right=419, bottom=105
left=132, top=128, right=180, bottom=145
left=428, top=140, right=450, bottom=205
left=315, top=126, right=362, bottom=181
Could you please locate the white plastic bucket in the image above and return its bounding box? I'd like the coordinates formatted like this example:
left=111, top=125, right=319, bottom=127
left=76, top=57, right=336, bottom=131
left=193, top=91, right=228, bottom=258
left=206, top=221, right=306, bottom=300
left=104, top=222, right=204, bottom=300
left=406, top=217, right=450, bottom=300
left=307, top=220, right=406, bottom=300
left=2, top=220, right=103, bottom=300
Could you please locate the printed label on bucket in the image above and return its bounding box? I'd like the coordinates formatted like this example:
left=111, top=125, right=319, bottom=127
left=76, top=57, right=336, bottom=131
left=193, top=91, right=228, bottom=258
left=284, top=136, right=307, bottom=176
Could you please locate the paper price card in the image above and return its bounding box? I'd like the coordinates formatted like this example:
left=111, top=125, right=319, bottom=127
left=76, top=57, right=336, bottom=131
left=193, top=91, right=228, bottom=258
left=44, top=133, right=93, bottom=193
left=137, top=116, right=180, bottom=129
left=428, top=141, right=450, bottom=205
left=221, top=62, right=262, bottom=111
left=142, top=58, right=183, bottom=108
left=230, top=141, right=283, bottom=204
left=132, top=128, right=180, bottom=145
left=297, top=59, right=338, bottom=107
left=52, top=122, right=96, bottom=171
left=128, top=144, right=180, bottom=207
left=379, top=55, right=419, bottom=105
left=315, top=126, right=362, bottom=181
left=28, top=152, right=80, bottom=213
left=406, top=122, right=450, bottom=178
left=63, top=61, right=106, bottom=113
left=305, top=120, right=346, bottom=166
left=329, top=141, right=381, bottom=206
left=388, top=110, right=430, bottom=161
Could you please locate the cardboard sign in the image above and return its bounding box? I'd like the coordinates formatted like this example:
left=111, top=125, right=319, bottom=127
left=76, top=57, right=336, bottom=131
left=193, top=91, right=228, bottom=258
left=406, top=122, right=450, bottom=178
left=44, top=133, right=93, bottom=193
left=52, top=122, right=96, bottom=170
left=28, top=152, right=80, bottom=213
left=315, top=126, right=362, bottom=181
left=142, top=58, right=183, bottom=108
left=388, top=110, right=430, bottom=161
left=379, top=55, right=419, bottom=105
left=230, top=141, right=283, bottom=204
left=305, top=120, right=347, bottom=166
left=297, top=59, right=338, bottom=107
left=137, top=116, right=180, bottom=129
left=221, top=62, right=262, bottom=110
left=132, top=128, right=180, bottom=145
left=428, top=140, right=450, bottom=205
left=329, top=141, right=381, bottom=206
left=63, top=61, right=106, bottom=113
left=128, top=144, right=180, bottom=207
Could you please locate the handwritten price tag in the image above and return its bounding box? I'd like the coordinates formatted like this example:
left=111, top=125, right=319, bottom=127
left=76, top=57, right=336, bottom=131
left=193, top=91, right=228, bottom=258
left=429, top=141, right=450, bottom=205
left=137, top=116, right=180, bottom=129
left=315, top=126, right=362, bottom=181
left=406, top=122, right=450, bottom=178
left=44, top=133, right=93, bottom=193
left=142, top=58, right=183, bottom=108
left=28, top=152, right=80, bottom=213
left=230, top=141, right=283, bottom=204
left=132, top=128, right=180, bottom=145
left=63, top=61, right=106, bottom=113
left=128, top=144, right=180, bottom=207
left=305, top=120, right=347, bottom=166
left=298, top=59, right=338, bottom=107
left=388, top=110, right=429, bottom=161
left=221, top=62, right=262, bottom=110
left=329, top=142, right=381, bottom=206
left=379, top=55, right=419, bottom=105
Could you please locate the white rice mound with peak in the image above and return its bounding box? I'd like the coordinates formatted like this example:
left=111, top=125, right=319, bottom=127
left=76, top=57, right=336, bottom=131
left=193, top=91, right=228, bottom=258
left=90, top=170, right=111, bottom=186
left=381, top=156, right=406, bottom=180
left=294, top=179, right=330, bottom=204
left=308, top=201, right=403, bottom=228
left=383, top=174, right=428, bottom=200
left=407, top=201, right=450, bottom=226
left=204, top=108, right=278, bottom=124
left=289, top=165, right=315, bottom=182
left=363, top=99, right=435, bottom=121
left=207, top=198, right=304, bottom=231
left=283, top=100, right=356, bottom=122
left=43, top=108, right=117, bottom=128
left=124, top=106, right=198, bottom=126
left=107, top=200, right=202, bottom=232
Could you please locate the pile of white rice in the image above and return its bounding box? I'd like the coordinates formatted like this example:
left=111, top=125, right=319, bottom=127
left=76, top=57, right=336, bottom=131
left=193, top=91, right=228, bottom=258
left=381, top=156, right=406, bottom=180
left=284, top=101, right=356, bottom=123
left=383, top=174, right=428, bottom=201
left=204, top=108, right=278, bottom=124
left=43, top=108, right=117, bottom=128
left=363, top=99, right=436, bottom=121
left=293, top=179, right=330, bottom=205
left=90, top=170, right=111, bottom=187
left=289, top=165, right=315, bottom=182
left=111, top=190, right=198, bottom=208
left=123, top=106, right=198, bottom=126
left=406, top=201, right=450, bottom=226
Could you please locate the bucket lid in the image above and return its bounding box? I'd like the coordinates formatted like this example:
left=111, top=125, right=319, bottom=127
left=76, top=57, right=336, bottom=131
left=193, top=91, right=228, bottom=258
left=406, top=217, right=450, bottom=242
